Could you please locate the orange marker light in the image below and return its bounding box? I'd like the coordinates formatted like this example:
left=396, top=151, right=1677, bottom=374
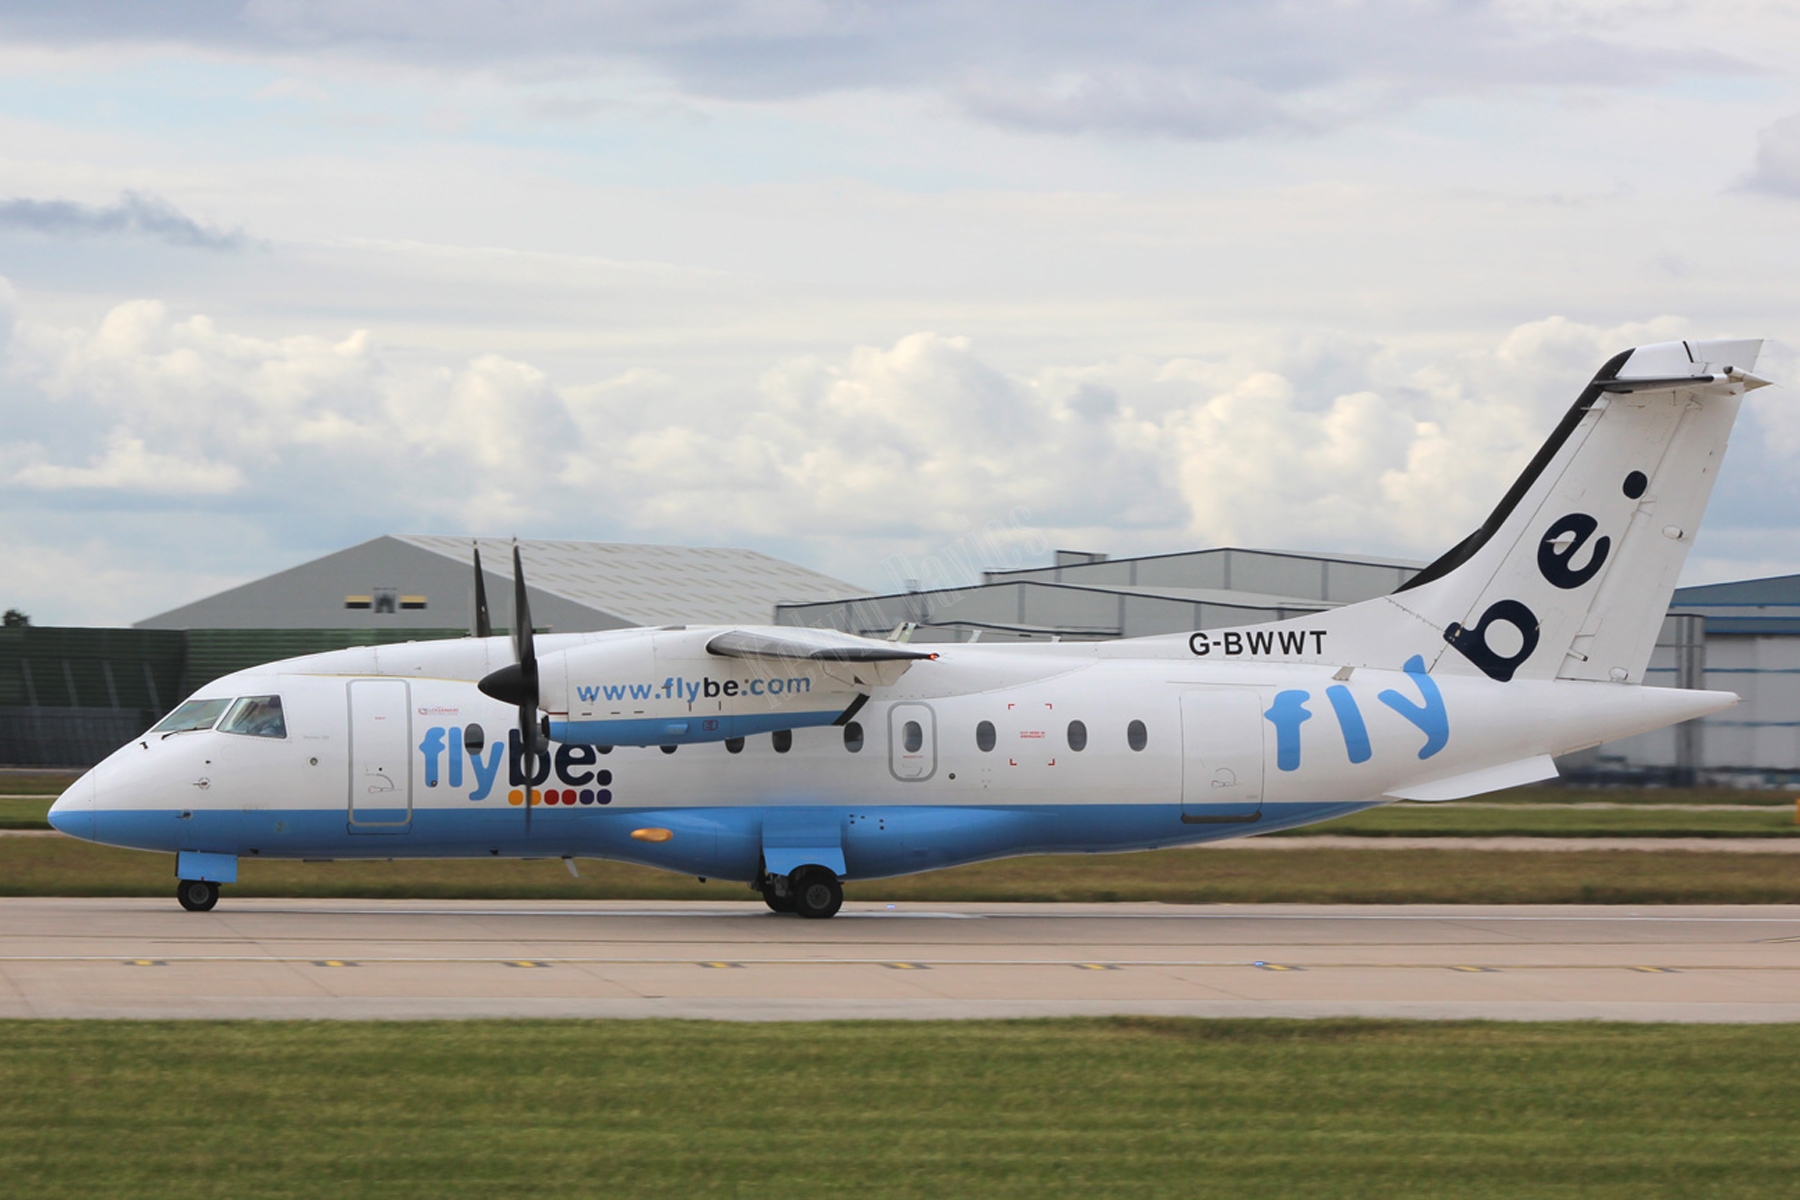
left=630, top=828, right=674, bottom=843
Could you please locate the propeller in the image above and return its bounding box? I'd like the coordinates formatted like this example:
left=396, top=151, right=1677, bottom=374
left=471, top=543, right=492, bottom=639
left=476, top=540, right=541, bottom=831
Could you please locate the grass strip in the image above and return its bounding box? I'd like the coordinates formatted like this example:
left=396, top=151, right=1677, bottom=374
left=5, top=836, right=1800, bottom=904
left=1274, top=802, right=1800, bottom=838
left=3, top=1019, right=1798, bottom=1200
left=0, top=797, right=53, bottom=829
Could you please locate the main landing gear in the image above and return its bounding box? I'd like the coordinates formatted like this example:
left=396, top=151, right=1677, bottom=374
left=177, top=879, right=220, bottom=912
left=759, top=866, right=843, bottom=919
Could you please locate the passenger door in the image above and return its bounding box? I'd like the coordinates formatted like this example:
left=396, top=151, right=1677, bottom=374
left=347, top=679, right=413, bottom=832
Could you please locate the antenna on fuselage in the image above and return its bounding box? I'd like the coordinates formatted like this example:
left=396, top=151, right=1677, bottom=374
left=476, top=539, right=542, bottom=833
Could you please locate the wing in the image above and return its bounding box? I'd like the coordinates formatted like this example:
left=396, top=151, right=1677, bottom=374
left=705, top=628, right=936, bottom=663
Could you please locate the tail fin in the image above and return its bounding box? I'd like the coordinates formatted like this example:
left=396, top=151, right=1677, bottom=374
left=1328, top=339, right=1768, bottom=683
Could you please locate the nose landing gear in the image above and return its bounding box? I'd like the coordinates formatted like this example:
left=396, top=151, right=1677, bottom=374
left=177, top=879, right=220, bottom=912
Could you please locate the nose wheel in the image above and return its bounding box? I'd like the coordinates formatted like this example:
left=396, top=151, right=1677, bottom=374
left=177, top=879, right=220, bottom=912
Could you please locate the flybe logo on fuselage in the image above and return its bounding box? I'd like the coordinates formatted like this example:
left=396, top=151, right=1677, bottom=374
left=416, top=726, right=614, bottom=804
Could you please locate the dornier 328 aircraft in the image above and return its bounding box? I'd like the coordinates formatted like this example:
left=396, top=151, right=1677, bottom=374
left=49, top=338, right=1770, bottom=917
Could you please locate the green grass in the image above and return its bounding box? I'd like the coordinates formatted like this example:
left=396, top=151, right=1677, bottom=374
left=1478, top=785, right=1794, bottom=806
left=0, top=770, right=80, bottom=796
left=0, top=796, right=51, bottom=829
left=5, top=836, right=1800, bottom=904
left=1277, top=801, right=1800, bottom=838
left=2, top=1020, right=1797, bottom=1199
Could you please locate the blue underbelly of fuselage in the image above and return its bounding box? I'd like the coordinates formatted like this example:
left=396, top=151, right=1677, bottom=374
left=63, top=800, right=1379, bottom=882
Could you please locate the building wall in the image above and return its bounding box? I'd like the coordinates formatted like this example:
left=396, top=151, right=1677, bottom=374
left=779, top=580, right=1325, bottom=642
left=136, top=537, right=619, bottom=634
left=0, top=625, right=466, bottom=767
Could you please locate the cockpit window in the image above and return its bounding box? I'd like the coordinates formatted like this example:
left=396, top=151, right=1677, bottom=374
left=149, top=698, right=232, bottom=735
left=219, top=695, right=287, bottom=739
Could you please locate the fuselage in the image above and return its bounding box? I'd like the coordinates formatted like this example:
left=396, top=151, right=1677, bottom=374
left=47, top=629, right=1732, bottom=884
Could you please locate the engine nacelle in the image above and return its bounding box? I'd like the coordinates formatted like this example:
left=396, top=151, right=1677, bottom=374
left=538, top=627, right=917, bottom=746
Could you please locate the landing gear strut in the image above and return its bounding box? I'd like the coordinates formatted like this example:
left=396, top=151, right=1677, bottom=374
left=177, top=879, right=220, bottom=912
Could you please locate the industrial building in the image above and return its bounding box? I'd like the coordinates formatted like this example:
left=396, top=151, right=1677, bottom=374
left=6, top=536, right=1798, bottom=784
left=137, top=535, right=861, bottom=632
left=4, top=537, right=859, bottom=766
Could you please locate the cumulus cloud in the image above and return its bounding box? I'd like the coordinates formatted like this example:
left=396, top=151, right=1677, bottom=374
left=0, top=191, right=249, bottom=251
left=11, top=429, right=243, bottom=494
left=0, top=1, right=1737, bottom=141
left=3, top=285, right=1770, bottom=623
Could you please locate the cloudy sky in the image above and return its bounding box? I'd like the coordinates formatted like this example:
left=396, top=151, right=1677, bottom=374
left=5, top=1, right=1800, bottom=624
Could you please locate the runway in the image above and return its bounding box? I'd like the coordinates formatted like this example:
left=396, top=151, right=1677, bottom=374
left=1, top=898, right=1795, bottom=1022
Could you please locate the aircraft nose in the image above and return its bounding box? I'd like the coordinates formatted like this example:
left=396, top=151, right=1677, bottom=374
left=46, top=773, right=96, bottom=842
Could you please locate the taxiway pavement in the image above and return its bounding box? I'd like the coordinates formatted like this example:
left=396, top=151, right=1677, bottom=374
left=1, top=898, right=1795, bottom=1021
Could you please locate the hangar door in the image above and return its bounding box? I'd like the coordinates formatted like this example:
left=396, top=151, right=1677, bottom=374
left=347, top=679, right=413, bottom=831
left=1179, top=690, right=1264, bottom=824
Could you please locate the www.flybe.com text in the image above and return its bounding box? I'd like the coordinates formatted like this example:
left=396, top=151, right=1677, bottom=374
left=576, top=675, right=814, bottom=704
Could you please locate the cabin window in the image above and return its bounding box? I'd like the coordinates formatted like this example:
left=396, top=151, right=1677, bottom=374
left=725, top=737, right=745, bottom=754
left=904, top=720, right=924, bottom=753
left=464, top=723, right=485, bottom=754
left=1067, top=719, right=1087, bottom=752
left=150, top=698, right=232, bottom=735
left=219, top=695, right=287, bottom=739
left=975, top=720, right=996, bottom=752
left=843, top=722, right=864, bottom=753
left=1127, top=719, right=1148, bottom=752
left=773, top=730, right=793, bottom=754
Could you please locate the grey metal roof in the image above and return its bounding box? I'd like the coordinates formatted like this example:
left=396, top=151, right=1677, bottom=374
left=136, top=535, right=861, bottom=631
left=397, top=536, right=861, bottom=626
left=1672, top=574, right=1800, bottom=608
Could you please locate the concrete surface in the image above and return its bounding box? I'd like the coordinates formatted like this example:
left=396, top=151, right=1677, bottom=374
left=0, top=898, right=1795, bottom=1021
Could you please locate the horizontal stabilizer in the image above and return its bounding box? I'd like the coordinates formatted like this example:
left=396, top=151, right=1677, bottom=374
left=1384, top=754, right=1559, bottom=802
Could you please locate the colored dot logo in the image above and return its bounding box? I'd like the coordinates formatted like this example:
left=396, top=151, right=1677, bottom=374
left=507, top=770, right=613, bottom=806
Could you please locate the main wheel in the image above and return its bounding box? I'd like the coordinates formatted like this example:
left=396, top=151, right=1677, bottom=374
left=790, top=868, right=843, bottom=920
left=177, top=879, right=219, bottom=912
left=761, top=883, right=796, bottom=914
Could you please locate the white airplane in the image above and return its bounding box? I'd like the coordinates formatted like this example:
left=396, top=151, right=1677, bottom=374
left=49, top=339, right=1768, bottom=918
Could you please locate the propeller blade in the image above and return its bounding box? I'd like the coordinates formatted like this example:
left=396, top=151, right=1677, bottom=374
left=475, top=539, right=542, bottom=832
left=512, top=541, right=538, bottom=832
left=472, top=543, right=492, bottom=639
left=512, top=541, right=536, bottom=674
